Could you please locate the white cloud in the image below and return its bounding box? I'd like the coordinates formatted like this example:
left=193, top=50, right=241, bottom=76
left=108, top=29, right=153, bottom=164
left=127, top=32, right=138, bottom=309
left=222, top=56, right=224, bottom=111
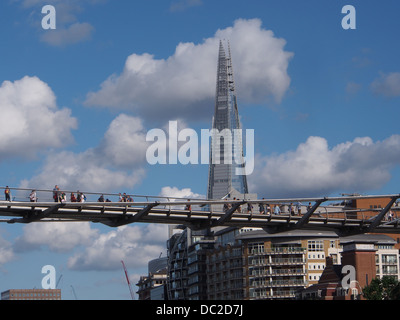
left=250, top=135, right=400, bottom=198
left=99, top=114, right=149, bottom=168
left=7, top=189, right=200, bottom=274
left=20, top=151, right=146, bottom=193
left=159, top=186, right=205, bottom=210
left=67, top=224, right=168, bottom=271
left=40, top=22, right=94, bottom=47
left=0, top=76, right=77, bottom=160
left=0, top=234, right=15, bottom=265
left=371, top=72, right=400, bottom=97
left=85, top=18, right=293, bottom=120
left=10, top=219, right=168, bottom=272
left=20, top=114, right=148, bottom=192
left=13, top=222, right=98, bottom=253
left=159, top=186, right=204, bottom=199
left=18, top=0, right=101, bottom=46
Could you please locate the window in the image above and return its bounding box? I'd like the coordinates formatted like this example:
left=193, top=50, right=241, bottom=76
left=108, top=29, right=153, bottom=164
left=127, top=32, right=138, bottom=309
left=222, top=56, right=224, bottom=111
left=382, top=265, right=398, bottom=274
left=382, top=255, right=397, bottom=264
left=378, top=244, right=394, bottom=249
left=308, top=240, right=324, bottom=252
left=248, top=242, right=264, bottom=254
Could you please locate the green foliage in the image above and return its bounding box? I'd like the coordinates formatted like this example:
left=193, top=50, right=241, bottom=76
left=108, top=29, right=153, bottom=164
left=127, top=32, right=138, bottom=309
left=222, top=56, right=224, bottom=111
left=363, top=276, right=400, bottom=300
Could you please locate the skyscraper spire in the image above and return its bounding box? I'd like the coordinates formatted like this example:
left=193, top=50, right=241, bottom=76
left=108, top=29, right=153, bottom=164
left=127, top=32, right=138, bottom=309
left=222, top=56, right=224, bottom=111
left=207, top=41, right=249, bottom=200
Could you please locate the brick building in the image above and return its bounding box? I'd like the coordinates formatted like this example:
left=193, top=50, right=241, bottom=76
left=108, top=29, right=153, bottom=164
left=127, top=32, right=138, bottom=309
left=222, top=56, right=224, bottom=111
left=299, top=234, right=398, bottom=300
left=1, top=289, right=61, bottom=300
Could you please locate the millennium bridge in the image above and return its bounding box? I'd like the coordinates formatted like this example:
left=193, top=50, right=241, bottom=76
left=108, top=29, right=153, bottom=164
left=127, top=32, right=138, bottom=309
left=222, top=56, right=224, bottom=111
left=0, top=187, right=399, bottom=236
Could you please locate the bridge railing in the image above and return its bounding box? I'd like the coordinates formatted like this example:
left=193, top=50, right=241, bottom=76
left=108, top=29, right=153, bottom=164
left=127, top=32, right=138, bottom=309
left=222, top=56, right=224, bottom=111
left=1, top=186, right=399, bottom=222
left=0, top=186, right=206, bottom=209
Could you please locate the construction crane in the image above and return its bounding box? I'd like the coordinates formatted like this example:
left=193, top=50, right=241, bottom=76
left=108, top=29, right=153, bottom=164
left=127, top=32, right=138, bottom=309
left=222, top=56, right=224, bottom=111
left=71, top=285, right=78, bottom=300
left=56, top=274, right=63, bottom=288
left=121, top=260, right=135, bottom=300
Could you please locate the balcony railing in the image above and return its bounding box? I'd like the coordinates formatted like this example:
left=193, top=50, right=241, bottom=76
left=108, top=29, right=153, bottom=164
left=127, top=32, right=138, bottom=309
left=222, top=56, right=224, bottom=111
left=250, top=279, right=306, bottom=288
left=248, top=247, right=306, bottom=256
left=249, top=268, right=306, bottom=277
left=250, top=257, right=306, bottom=266
left=250, top=290, right=297, bottom=299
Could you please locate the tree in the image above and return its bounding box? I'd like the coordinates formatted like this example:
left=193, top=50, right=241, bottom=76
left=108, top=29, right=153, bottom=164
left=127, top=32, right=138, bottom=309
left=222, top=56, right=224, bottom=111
left=363, top=276, right=400, bottom=300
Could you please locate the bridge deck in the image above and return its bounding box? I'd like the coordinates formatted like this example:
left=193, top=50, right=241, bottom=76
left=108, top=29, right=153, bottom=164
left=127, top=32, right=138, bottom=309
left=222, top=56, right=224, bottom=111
left=0, top=194, right=399, bottom=235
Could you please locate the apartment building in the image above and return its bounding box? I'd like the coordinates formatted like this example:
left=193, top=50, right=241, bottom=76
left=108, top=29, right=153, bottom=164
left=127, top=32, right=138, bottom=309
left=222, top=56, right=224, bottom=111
left=166, top=226, right=216, bottom=300
left=136, top=257, right=168, bottom=300
left=206, top=243, right=244, bottom=300
left=187, top=237, right=215, bottom=300
left=166, top=228, right=189, bottom=300
left=236, top=229, right=340, bottom=299
left=206, top=228, right=399, bottom=300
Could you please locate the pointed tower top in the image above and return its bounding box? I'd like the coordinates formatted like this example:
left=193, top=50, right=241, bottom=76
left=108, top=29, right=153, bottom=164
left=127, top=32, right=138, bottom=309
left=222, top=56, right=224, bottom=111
left=218, top=40, right=226, bottom=60
left=216, top=39, right=236, bottom=94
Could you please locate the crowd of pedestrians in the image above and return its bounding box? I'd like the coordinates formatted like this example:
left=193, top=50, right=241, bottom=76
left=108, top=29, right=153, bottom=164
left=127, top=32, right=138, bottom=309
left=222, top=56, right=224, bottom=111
left=52, top=185, right=87, bottom=203
left=2, top=185, right=135, bottom=204
left=118, top=193, right=134, bottom=203
left=222, top=198, right=317, bottom=216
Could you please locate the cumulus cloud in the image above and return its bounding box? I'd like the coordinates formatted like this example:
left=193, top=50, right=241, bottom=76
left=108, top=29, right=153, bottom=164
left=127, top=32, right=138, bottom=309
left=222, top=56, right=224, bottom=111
left=250, top=135, right=400, bottom=198
left=67, top=224, right=168, bottom=271
left=0, top=76, right=77, bottom=160
left=10, top=214, right=168, bottom=272
left=17, top=0, right=101, bottom=46
left=40, top=22, right=94, bottom=47
left=0, top=234, right=15, bottom=265
left=99, top=114, right=149, bottom=168
left=159, top=186, right=204, bottom=199
left=370, top=72, right=400, bottom=97
left=159, top=186, right=205, bottom=210
left=20, top=114, right=148, bottom=192
left=13, top=222, right=98, bottom=253
left=85, top=18, right=293, bottom=120
left=7, top=188, right=200, bottom=272
left=11, top=221, right=168, bottom=272
left=20, top=151, right=146, bottom=194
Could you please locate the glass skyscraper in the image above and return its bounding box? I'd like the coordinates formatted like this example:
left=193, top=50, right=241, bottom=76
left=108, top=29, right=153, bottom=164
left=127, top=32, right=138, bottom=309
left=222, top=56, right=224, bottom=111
left=207, top=41, right=249, bottom=200
left=165, top=42, right=253, bottom=301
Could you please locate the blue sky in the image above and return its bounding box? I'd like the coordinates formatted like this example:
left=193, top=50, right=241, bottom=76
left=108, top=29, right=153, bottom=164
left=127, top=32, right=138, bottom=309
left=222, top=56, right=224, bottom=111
left=0, top=0, right=400, bottom=300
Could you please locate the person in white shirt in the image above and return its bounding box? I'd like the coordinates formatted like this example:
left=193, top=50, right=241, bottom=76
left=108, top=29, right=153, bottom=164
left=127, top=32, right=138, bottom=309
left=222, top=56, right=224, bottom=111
left=30, top=190, right=37, bottom=202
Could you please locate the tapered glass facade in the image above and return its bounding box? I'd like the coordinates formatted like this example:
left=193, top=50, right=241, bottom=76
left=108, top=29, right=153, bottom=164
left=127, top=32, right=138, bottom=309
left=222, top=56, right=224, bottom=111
left=207, top=41, right=249, bottom=200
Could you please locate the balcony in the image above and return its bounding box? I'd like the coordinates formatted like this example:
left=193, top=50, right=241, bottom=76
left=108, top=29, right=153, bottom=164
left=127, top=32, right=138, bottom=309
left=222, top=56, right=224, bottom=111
left=250, top=257, right=306, bottom=267
left=250, top=279, right=306, bottom=289
left=249, top=268, right=306, bottom=277
left=250, top=290, right=297, bottom=299
left=248, top=247, right=306, bottom=256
